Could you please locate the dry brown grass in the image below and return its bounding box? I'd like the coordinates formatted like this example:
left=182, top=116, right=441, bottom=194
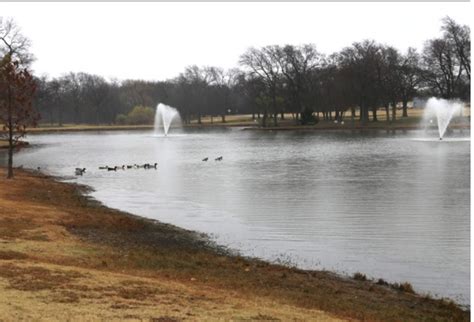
left=0, top=168, right=469, bottom=321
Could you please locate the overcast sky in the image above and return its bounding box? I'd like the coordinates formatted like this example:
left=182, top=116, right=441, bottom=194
left=1, top=2, right=471, bottom=82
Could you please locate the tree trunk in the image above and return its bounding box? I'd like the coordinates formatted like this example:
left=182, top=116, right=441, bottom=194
left=280, top=112, right=284, bottom=120
left=360, top=104, right=368, bottom=126
left=372, top=107, right=378, bottom=122
left=58, top=107, right=63, bottom=127
left=221, top=114, right=225, bottom=123
left=7, top=137, right=13, bottom=179
left=262, top=109, right=268, bottom=127
left=402, top=99, right=408, bottom=117
left=74, top=105, right=80, bottom=124
left=385, top=104, right=390, bottom=124
left=273, top=113, right=278, bottom=126
left=6, top=87, right=14, bottom=179
left=392, top=102, right=397, bottom=122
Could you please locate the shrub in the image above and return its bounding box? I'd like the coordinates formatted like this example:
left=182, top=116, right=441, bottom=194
left=397, top=282, right=415, bottom=294
left=353, top=272, right=367, bottom=281
left=126, top=106, right=155, bottom=125
left=115, top=114, right=127, bottom=125
left=376, top=278, right=389, bottom=286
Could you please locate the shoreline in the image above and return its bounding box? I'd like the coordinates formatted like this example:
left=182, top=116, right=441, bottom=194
left=0, top=166, right=469, bottom=320
left=23, top=119, right=470, bottom=134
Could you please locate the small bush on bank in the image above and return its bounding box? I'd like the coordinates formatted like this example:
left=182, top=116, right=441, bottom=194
left=392, top=282, right=415, bottom=294
left=115, top=114, right=127, bottom=125
left=376, top=278, right=389, bottom=286
left=115, top=106, right=155, bottom=125
left=353, top=272, right=367, bottom=281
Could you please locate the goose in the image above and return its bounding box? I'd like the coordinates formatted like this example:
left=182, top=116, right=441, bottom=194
left=75, top=168, right=86, bottom=175
left=98, top=166, right=108, bottom=170
left=215, top=156, right=223, bottom=161
left=202, top=157, right=208, bottom=162
left=144, top=163, right=158, bottom=169
left=126, top=165, right=133, bottom=169
left=107, top=166, right=117, bottom=171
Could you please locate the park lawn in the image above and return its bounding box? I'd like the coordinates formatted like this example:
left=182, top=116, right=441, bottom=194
left=0, top=167, right=468, bottom=321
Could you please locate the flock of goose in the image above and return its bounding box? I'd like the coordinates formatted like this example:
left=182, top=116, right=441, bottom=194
left=74, top=156, right=223, bottom=176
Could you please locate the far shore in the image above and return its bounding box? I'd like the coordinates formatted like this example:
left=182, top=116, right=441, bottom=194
left=23, top=108, right=471, bottom=134
left=0, top=166, right=469, bottom=320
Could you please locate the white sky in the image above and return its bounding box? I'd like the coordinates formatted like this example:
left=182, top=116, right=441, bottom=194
left=1, top=2, right=471, bottom=82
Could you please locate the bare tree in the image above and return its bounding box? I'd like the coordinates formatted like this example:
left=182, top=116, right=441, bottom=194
left=0, top=18, right=34, bottom=66
left=240, top=46, right=282, bottom=127
left=442, top=16, right=470, bottom=79
left=205, top=67, right=240, bottom=123
left=422, top=38, right=463, bottom=99
left=275, top=44, right=322, bottom=123
left=338, top=40, right=382, bottom=125
left=0, top=54, right=38, bottom=178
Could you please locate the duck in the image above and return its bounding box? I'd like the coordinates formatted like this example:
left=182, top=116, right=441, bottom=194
left=126, top=165, right=133, bottom=169
left=202, top=157, right=208, bottom=162
left=215, top=156, right=223, bottom=161
left=98, top=166, right=108, bottom=170
left=107, top=166, right=117, bottom=171
left=75, top=168, right=86, bottom=175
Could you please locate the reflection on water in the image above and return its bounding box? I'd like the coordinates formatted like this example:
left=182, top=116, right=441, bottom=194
left=11, top=129, right=470, bottom=304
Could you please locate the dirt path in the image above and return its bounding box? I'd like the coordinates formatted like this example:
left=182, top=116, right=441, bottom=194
left=0, top=168, right=468, bottom=321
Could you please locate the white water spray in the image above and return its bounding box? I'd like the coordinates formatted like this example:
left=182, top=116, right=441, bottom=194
left=422, top=98, right=462, bottom=139
left=154, top=103, right=181, bottom=136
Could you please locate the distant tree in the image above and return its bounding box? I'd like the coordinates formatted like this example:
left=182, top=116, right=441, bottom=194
left=240, top=46, right=282, bottom=127
left=0, top=54, right=38, bottom=178
left=61, top=73, right=85, bottom=124
left=82, top=74, right=109, bottom=124
left=442, top=16, right=470, bottom=79
left=338, top=40, right=382, bottom=125
left=205, top=67, right=239, bottom=123
left=275, top=44, right=321, bottom=122
left=398, top=48, right=421, bottom=117
left=422, top=38, right=464, bottom=99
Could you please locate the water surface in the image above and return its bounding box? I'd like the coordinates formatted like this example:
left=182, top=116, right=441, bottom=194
left=8, top=129, right=470, bottom=304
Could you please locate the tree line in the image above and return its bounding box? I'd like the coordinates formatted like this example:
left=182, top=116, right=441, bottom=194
left=2, top=16, right=472, bottom=131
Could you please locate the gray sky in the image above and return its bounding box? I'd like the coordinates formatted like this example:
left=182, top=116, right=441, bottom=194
left=1, top=2, right=471, bottom=81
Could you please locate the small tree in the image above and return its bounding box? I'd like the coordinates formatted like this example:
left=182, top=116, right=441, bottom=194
left=0, top=54, right=38, bottom=178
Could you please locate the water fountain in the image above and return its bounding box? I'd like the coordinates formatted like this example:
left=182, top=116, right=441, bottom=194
left=154, top=103, right=181, bottom=136
left=422, top=97, right=463, bottom=140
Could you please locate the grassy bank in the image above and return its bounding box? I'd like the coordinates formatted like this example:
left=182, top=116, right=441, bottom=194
left=0, top=168, right=469, bottom=321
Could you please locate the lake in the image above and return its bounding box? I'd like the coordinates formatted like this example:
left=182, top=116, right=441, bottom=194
left=5, top=128, right=470, bottom=304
